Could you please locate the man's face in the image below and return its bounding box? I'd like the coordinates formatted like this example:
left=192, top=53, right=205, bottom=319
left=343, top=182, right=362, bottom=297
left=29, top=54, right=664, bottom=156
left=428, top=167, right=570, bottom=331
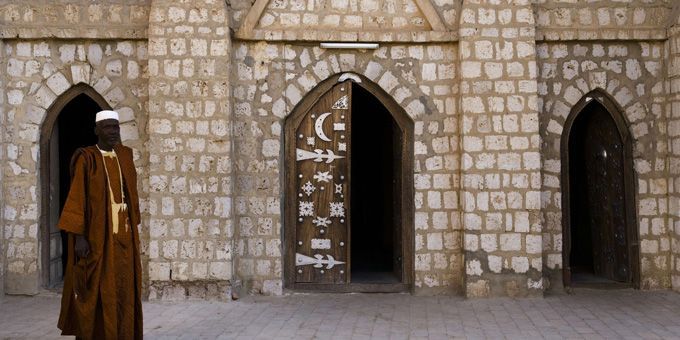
left=95, top=119, right=121, bottom=147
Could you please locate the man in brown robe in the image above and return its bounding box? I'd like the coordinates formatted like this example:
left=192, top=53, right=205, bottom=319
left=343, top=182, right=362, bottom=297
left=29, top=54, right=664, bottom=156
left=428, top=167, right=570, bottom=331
left=57, top=110, right=143, bottom=339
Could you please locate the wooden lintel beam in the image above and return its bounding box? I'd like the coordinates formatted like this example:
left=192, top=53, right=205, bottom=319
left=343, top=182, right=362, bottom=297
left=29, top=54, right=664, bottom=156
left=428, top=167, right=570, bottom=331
left=413, top=0, right=447, bottom=31
left=235, top=0, right=270, bottom=39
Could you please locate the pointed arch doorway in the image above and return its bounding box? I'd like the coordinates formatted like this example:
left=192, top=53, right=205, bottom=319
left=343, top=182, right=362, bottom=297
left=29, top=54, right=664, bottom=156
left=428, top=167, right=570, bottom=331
left=561, top=89, right=640, bottom=289
left=284, top=73, right=414, bottom=292
left=40, top=84, right=109, bottom=288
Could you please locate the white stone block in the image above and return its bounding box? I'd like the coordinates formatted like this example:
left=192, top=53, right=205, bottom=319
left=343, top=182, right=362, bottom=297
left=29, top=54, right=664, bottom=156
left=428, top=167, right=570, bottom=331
left=481, top=234, right=497, bottom=252
left=475, top=41, right=494, bottom=59
left=461, top=61, right=482, bottom=78
left=427, top=233, right=443, bottom=250
left=484, top=62, right=503, bottom=79
left=466, top=259, right=483, bottom=276
left=526, top=235, right=542, bottom=254
left=464, top=213, right=482, bottom=230
left=71, top=64, right=91, bottom=85
left=262, top=139, right=279, bottom=157
left=149, top=262, right=170, bottom=280
left=488, top=255, right=502, bottom=273
left=511, top=257, right=529, bottom=273
left=500, top=233, right=521, bottom=251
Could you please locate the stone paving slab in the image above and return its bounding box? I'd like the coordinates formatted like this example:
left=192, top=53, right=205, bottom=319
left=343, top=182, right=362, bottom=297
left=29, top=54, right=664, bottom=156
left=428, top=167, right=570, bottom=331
left=0, top=289, right=679, bottom=339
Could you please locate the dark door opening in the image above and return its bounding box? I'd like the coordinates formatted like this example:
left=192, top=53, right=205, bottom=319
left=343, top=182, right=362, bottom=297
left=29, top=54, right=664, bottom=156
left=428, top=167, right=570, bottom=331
left=350, top=84, right=401, bottom=283
left=47, top=94, right=99, bottom=287
left=567, top=100, right=631, bottom=285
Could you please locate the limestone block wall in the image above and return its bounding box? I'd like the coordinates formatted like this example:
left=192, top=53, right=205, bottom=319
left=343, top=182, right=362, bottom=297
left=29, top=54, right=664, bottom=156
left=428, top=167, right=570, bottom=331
left=669, top=11, right=680, bottom=292
left=146, top=0, right=234, bottom=300
left=0, top=1, right=150, bottom=39
left=459, top=1, right=543, bottom=298
left=0, top=39, right=5, bottom=298
left=231, top=42, right=460, bottom=295
left=229, top=0, right=456, bottom=42
left=537, top=40, right=671, bottom=290
left=255, top=0, right=430, bottom=31
left=0, top=39, right=148, bottom=294
left=533, top=0, right=671, bottom=41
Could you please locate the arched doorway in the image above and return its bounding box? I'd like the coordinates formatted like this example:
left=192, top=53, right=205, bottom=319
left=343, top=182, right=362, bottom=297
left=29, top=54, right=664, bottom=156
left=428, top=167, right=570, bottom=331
left=561, top=89, right=639, bottom=289
left=283, top=73, right=414, bottom=292
left=40, top=84, right=109, bottom=288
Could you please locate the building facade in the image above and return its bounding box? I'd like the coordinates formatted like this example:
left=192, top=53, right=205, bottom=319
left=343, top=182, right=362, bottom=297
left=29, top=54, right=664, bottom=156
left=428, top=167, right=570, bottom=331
left=1, top=0, right=679, bottom=299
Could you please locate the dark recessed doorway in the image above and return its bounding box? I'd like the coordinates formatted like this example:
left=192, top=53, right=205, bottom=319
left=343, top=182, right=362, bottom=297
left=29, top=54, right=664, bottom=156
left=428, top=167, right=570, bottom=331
left=350, top=84, right=400, bottom=284
left=41, top=85, right=107, bottom=288
left=562, top=90, right=639, bottom=289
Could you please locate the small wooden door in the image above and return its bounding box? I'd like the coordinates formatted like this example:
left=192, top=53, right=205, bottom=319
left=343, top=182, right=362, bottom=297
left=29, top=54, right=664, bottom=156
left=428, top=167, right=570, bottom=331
left=564, top=93, right=639, bottom=288
left=292, top=81, right=351, bottom=284
left=581, top=105, right=629, bottom=282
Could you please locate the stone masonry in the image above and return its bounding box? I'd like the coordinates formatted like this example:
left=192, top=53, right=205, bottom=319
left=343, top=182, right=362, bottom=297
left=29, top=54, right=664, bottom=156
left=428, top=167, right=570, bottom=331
left=1, top=0, right=679, bottom=299
left=459, top=0, right=543, bottom=297
left=669, top=7, right=680, bottom=293
left=146, top=0, right=234, bottom=300
left=230, top=41, right=460, bottom=295
left=0, top=36, right=148, bottom=293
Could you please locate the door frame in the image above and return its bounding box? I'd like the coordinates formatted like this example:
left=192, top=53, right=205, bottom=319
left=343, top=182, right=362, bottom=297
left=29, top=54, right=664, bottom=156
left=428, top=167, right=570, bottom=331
left=560, top=88, right=640, bottom=289
left=283, top=73, right=414, bottom=292
left=39, top=83, right=110, bottom=287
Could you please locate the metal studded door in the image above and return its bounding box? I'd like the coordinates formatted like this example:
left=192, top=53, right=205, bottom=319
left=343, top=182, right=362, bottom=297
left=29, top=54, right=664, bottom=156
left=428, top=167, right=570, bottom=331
left=583, top=104, right=630, bottom=282
left=290, top=81, right=351, bottom=284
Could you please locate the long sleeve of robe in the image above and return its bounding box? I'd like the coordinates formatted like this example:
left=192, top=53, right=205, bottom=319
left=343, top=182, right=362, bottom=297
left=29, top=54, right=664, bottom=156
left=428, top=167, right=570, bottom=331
left=57, top=145, right=143, bottom=340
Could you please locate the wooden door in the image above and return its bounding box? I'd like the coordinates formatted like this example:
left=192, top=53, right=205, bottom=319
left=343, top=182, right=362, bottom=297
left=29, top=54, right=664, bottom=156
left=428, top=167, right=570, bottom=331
left=581, top=105, right=630, bottom=282
left=293, top=81, right=351, bottom=284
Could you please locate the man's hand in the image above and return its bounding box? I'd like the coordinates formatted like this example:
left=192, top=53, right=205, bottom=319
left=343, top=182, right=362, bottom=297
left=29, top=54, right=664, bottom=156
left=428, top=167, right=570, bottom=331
left=74, top=234, right=90, bottom=259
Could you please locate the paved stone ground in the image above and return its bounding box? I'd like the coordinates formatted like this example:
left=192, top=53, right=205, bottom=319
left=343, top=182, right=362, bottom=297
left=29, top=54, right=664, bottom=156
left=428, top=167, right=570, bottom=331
left=0, top=289, right=679, bottom=339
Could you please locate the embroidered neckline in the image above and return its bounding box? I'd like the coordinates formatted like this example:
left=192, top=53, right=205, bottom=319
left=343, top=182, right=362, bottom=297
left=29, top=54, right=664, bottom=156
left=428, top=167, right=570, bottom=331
left=97, top=145, right=127, bottom=234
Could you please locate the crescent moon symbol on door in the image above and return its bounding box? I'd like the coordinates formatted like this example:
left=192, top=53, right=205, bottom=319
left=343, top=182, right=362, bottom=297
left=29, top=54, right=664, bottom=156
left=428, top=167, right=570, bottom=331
left=314, top=112, right=332, bottom=142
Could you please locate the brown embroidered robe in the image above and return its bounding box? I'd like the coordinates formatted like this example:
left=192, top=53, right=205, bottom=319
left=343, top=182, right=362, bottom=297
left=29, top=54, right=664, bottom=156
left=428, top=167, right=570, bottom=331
left=57, top=144, right=143, bottom=339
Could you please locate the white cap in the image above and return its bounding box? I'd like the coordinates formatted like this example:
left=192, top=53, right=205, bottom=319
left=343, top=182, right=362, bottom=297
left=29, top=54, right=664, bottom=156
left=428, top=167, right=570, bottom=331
left=95, top=110, right=119, bottom=122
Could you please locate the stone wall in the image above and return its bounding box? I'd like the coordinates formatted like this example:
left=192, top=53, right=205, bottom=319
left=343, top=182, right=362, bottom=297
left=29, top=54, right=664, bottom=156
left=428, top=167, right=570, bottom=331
left=1, top=39, right=148, bottom=294
left=146, top=0, right=234, bottom=300
left=229, top=0, right=456, bottom=42
left=0, top=1, right=150, bottom=39
left=231, top=41, right=460, bottom=295
left=533, top=0, right=670, bottom=41
left=459, top=0, right=543, bottom=298
left=0, top=38, right=5, bottom=298
left=669, top=6, right=680, bottom=293
left=1, top=0, right=679, bottom=298
left=537, top=40, right=671, bottom=290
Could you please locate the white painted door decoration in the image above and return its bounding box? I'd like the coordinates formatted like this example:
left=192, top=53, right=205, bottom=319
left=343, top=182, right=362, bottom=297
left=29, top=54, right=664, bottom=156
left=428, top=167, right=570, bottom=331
left=296, top=253, right=345, bottom=269
left=329, top=202, right=345, bottom=218
left=314, top=112, right=333, bottom=141
left=332, top=95, right=348, bottom=110
left=312, top=216, right=331, bottom=228
left=313, top=171, right=333, bottom=182
left=299, top=201, right=314, bottom=217
left=311, top=239, right=331, bottom=249
left=296, top=148, right=344, bottom=163
left=301, top=181, right=316, bottom=196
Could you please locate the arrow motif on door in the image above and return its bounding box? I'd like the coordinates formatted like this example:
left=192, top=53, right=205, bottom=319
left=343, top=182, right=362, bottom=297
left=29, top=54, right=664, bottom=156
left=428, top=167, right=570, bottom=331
left=296, top=253, right=345, bottom=269
left=296, top=148, right=345, bottom=163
